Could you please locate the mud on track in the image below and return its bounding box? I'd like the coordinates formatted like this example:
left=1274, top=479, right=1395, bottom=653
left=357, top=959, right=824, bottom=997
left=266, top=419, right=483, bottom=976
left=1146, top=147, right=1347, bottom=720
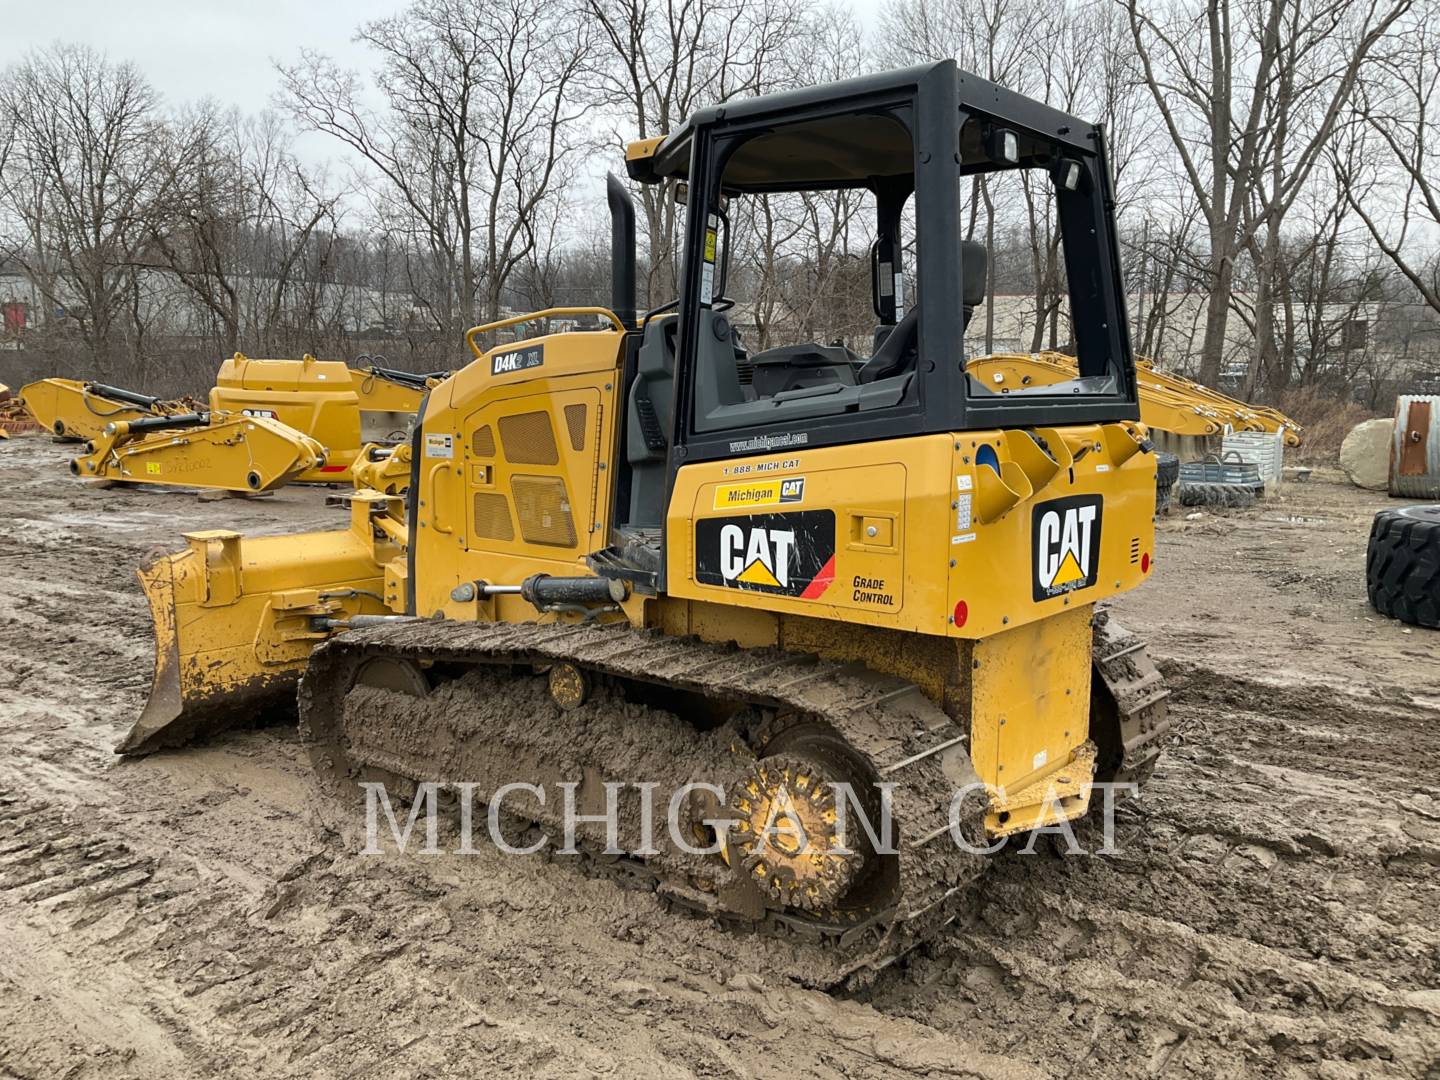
left=2, top=438, right=1438, bottom=1078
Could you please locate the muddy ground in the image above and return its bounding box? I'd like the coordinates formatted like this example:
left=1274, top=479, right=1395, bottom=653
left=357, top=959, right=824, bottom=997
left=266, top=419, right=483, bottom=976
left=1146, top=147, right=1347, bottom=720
left=1, top=435, right=1438, bottom=1079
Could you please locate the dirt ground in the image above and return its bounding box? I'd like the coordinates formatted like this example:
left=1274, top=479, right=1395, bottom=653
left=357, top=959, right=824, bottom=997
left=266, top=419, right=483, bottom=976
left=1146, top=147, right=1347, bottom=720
left=2, top=434, right=1438, bottom=1079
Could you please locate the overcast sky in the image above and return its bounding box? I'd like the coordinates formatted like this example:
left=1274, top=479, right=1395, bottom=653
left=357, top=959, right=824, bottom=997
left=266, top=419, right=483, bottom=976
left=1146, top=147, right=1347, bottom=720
left=1, top=0, right=885, bottom=116
left=3, top=0, right=885, bottom=183
left=1, top=0, right=401, bottom=116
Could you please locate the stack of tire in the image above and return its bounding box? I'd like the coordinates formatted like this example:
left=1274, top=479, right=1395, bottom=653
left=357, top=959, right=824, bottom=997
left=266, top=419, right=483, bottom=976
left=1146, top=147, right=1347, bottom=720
left=1155, top=452, right=1180, bottom=515
left=1366, top=505, right=1440, bottom=629
left=1178, top=482, right=1261, bottom=510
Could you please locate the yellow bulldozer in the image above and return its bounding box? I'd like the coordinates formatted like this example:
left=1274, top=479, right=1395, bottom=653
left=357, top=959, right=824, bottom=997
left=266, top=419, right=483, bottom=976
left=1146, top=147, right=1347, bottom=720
left=119, top=62, right=1168, bottom=980
left=18, top=356, right=436, bottom=492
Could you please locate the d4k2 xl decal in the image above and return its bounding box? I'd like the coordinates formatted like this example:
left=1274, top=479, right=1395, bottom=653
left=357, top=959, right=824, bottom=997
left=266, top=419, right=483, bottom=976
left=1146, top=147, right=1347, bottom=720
left=1032, top=494, right=1103, bottom=601
left=492, top=344, right=544, bottom=376
left=696, top=510, right=835, bottom=599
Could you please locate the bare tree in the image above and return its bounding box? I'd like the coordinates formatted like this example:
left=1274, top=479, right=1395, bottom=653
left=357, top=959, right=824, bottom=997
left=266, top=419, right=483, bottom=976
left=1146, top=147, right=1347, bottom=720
left=0, top=44, right=178, bottom=376
left=880, top=0, right=1038, bottom=353
left=147, top=107, right=342, bottom=357
left=279, top=0, right=592, bottom=339
left=726, top=4, right=871, bottom=350
left=585, top=0, right=812, bottom=305
left=1123, top=0, right=1412, bottom=386
left=1340, top=7, right=1440, bottom=315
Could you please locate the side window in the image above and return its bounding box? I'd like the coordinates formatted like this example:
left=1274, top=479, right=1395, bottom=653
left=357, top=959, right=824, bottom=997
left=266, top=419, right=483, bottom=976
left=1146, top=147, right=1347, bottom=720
left=956, top=116, right=1121, bottom=399
left=961, top=162, right=1070, bottom=359
left=688, top=112, right=920, bottom=435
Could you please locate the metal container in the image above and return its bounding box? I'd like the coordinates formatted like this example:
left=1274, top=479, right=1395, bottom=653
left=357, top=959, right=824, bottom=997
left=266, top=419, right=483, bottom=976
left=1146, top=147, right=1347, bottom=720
left=1179, top=453, right=1263, bottom=489
left=1222, top=430, right=1285, bottom=491
left=1390, top=395, right=1440, bottom=499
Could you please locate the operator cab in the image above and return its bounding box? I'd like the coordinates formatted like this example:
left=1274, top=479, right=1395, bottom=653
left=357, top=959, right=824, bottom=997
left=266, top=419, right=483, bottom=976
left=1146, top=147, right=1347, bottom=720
left=610, top=59, right=1140, bottom=558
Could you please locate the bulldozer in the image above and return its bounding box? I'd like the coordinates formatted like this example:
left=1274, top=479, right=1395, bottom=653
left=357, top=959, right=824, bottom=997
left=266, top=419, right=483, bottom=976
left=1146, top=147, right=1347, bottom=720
left=119, top=61, right=1168, bottom=980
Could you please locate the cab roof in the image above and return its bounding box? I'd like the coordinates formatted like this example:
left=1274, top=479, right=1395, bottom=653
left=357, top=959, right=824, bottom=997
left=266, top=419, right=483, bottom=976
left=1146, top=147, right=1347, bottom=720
left=623, top=60, right=1100, bottom=192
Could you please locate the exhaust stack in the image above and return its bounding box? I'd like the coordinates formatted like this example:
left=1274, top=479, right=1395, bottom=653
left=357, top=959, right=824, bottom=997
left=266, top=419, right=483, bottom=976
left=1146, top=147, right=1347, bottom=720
left=606, top=172, right=637, bottom=329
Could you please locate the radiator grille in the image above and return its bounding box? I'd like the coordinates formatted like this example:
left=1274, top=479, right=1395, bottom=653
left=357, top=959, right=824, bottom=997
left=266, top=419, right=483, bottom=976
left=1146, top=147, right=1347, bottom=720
left=563, top=403, right=587, bottom=452
left=511, top=475, right=576, bottom=547
left=471, top=425, right=496, bottom=457
left=499, top=411, right=558, bottom=465
left=473, top=492, right=515, bottom=541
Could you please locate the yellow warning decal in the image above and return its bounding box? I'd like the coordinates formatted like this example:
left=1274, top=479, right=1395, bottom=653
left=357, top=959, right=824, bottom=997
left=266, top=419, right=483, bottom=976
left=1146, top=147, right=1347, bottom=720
left=712, top=476, right=804, bottom=510
left=146, top=462, right=161, bottom=475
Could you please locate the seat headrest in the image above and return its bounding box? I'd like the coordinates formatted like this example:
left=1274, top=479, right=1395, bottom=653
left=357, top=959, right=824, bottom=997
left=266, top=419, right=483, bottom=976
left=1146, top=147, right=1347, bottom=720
left=961, top=240, right=988, bottom=310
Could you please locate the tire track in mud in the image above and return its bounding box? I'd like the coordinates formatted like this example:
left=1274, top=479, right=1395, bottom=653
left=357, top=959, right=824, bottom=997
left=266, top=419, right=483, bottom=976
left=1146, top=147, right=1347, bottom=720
left=0, top=449, right=1028, bottom=1079
left=5, top=438, right=1440, bottom=1077
left=0, top=792, right=491, bottom=1078
left=862, top=672, right=1440, bottom=1078
left=0, top=787, right=1036, bottom=1080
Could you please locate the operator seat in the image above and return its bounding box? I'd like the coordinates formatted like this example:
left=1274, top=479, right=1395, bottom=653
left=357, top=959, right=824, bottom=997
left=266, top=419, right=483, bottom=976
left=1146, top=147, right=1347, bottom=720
left=857, top=240, right=989, bottom=383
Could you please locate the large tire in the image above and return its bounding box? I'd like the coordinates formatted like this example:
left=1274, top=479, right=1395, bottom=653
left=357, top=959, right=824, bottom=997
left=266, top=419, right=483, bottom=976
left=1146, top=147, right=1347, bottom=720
left=1155, top=452, right=1180, bottom=515
left=1178, top=482, right=1257, bottom=509
left=1367, top=504, right=1440, bottom=629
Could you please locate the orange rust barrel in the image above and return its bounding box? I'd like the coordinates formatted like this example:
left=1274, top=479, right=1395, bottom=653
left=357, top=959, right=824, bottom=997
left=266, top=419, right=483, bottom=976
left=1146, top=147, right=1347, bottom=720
left=1390, top=394, right=1440, bottom=499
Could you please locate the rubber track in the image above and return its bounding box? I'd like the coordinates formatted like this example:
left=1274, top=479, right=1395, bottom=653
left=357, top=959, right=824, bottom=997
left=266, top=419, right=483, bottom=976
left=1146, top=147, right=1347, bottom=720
left=1092, top=610, right=1171, bottom=785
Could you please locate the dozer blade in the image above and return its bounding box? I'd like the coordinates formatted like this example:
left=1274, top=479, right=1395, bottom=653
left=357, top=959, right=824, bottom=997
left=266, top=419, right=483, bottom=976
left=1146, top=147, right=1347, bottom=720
left=123, top=544, right=297, bottom=754
left=121, top=506, right=398, bottom=755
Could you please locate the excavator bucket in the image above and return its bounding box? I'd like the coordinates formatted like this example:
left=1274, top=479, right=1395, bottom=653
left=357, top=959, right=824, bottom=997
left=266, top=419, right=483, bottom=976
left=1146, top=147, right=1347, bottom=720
left=120, top=500, right=398, bottom=755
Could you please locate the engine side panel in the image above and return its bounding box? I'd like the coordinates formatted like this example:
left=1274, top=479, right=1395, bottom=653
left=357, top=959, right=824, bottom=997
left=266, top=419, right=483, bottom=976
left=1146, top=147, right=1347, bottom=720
left=411, top=329, right=625, bottom=620
left=665, top=424, right=1156, bottom=640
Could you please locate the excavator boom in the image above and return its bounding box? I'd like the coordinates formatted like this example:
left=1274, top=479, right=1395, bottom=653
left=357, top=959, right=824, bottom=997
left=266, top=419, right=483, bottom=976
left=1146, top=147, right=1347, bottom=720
left=17, top=377, right=194, bottom=441
left=967, top=352, right=1302, bottom=446
left=70, top=411, right=329, bottom=492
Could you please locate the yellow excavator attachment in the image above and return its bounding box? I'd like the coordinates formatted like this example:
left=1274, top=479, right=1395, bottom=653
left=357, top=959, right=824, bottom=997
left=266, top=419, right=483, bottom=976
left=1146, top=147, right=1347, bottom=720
left=1134, top=359, right=1302, bottom=446
left=121, top=494, right=401, bottom=755
left=349, top=365, right=438, bottom=443
left=22, top=359, right=427, bottom=488
left=967, top=352, right=1303, bottom=446
left=211, top=354, right=429, bottom=482
left=70, top=411, right=329, bottom=492
left=350, top=442, right=412, bottom=495
left=16, top=377, right=189, bottom=441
